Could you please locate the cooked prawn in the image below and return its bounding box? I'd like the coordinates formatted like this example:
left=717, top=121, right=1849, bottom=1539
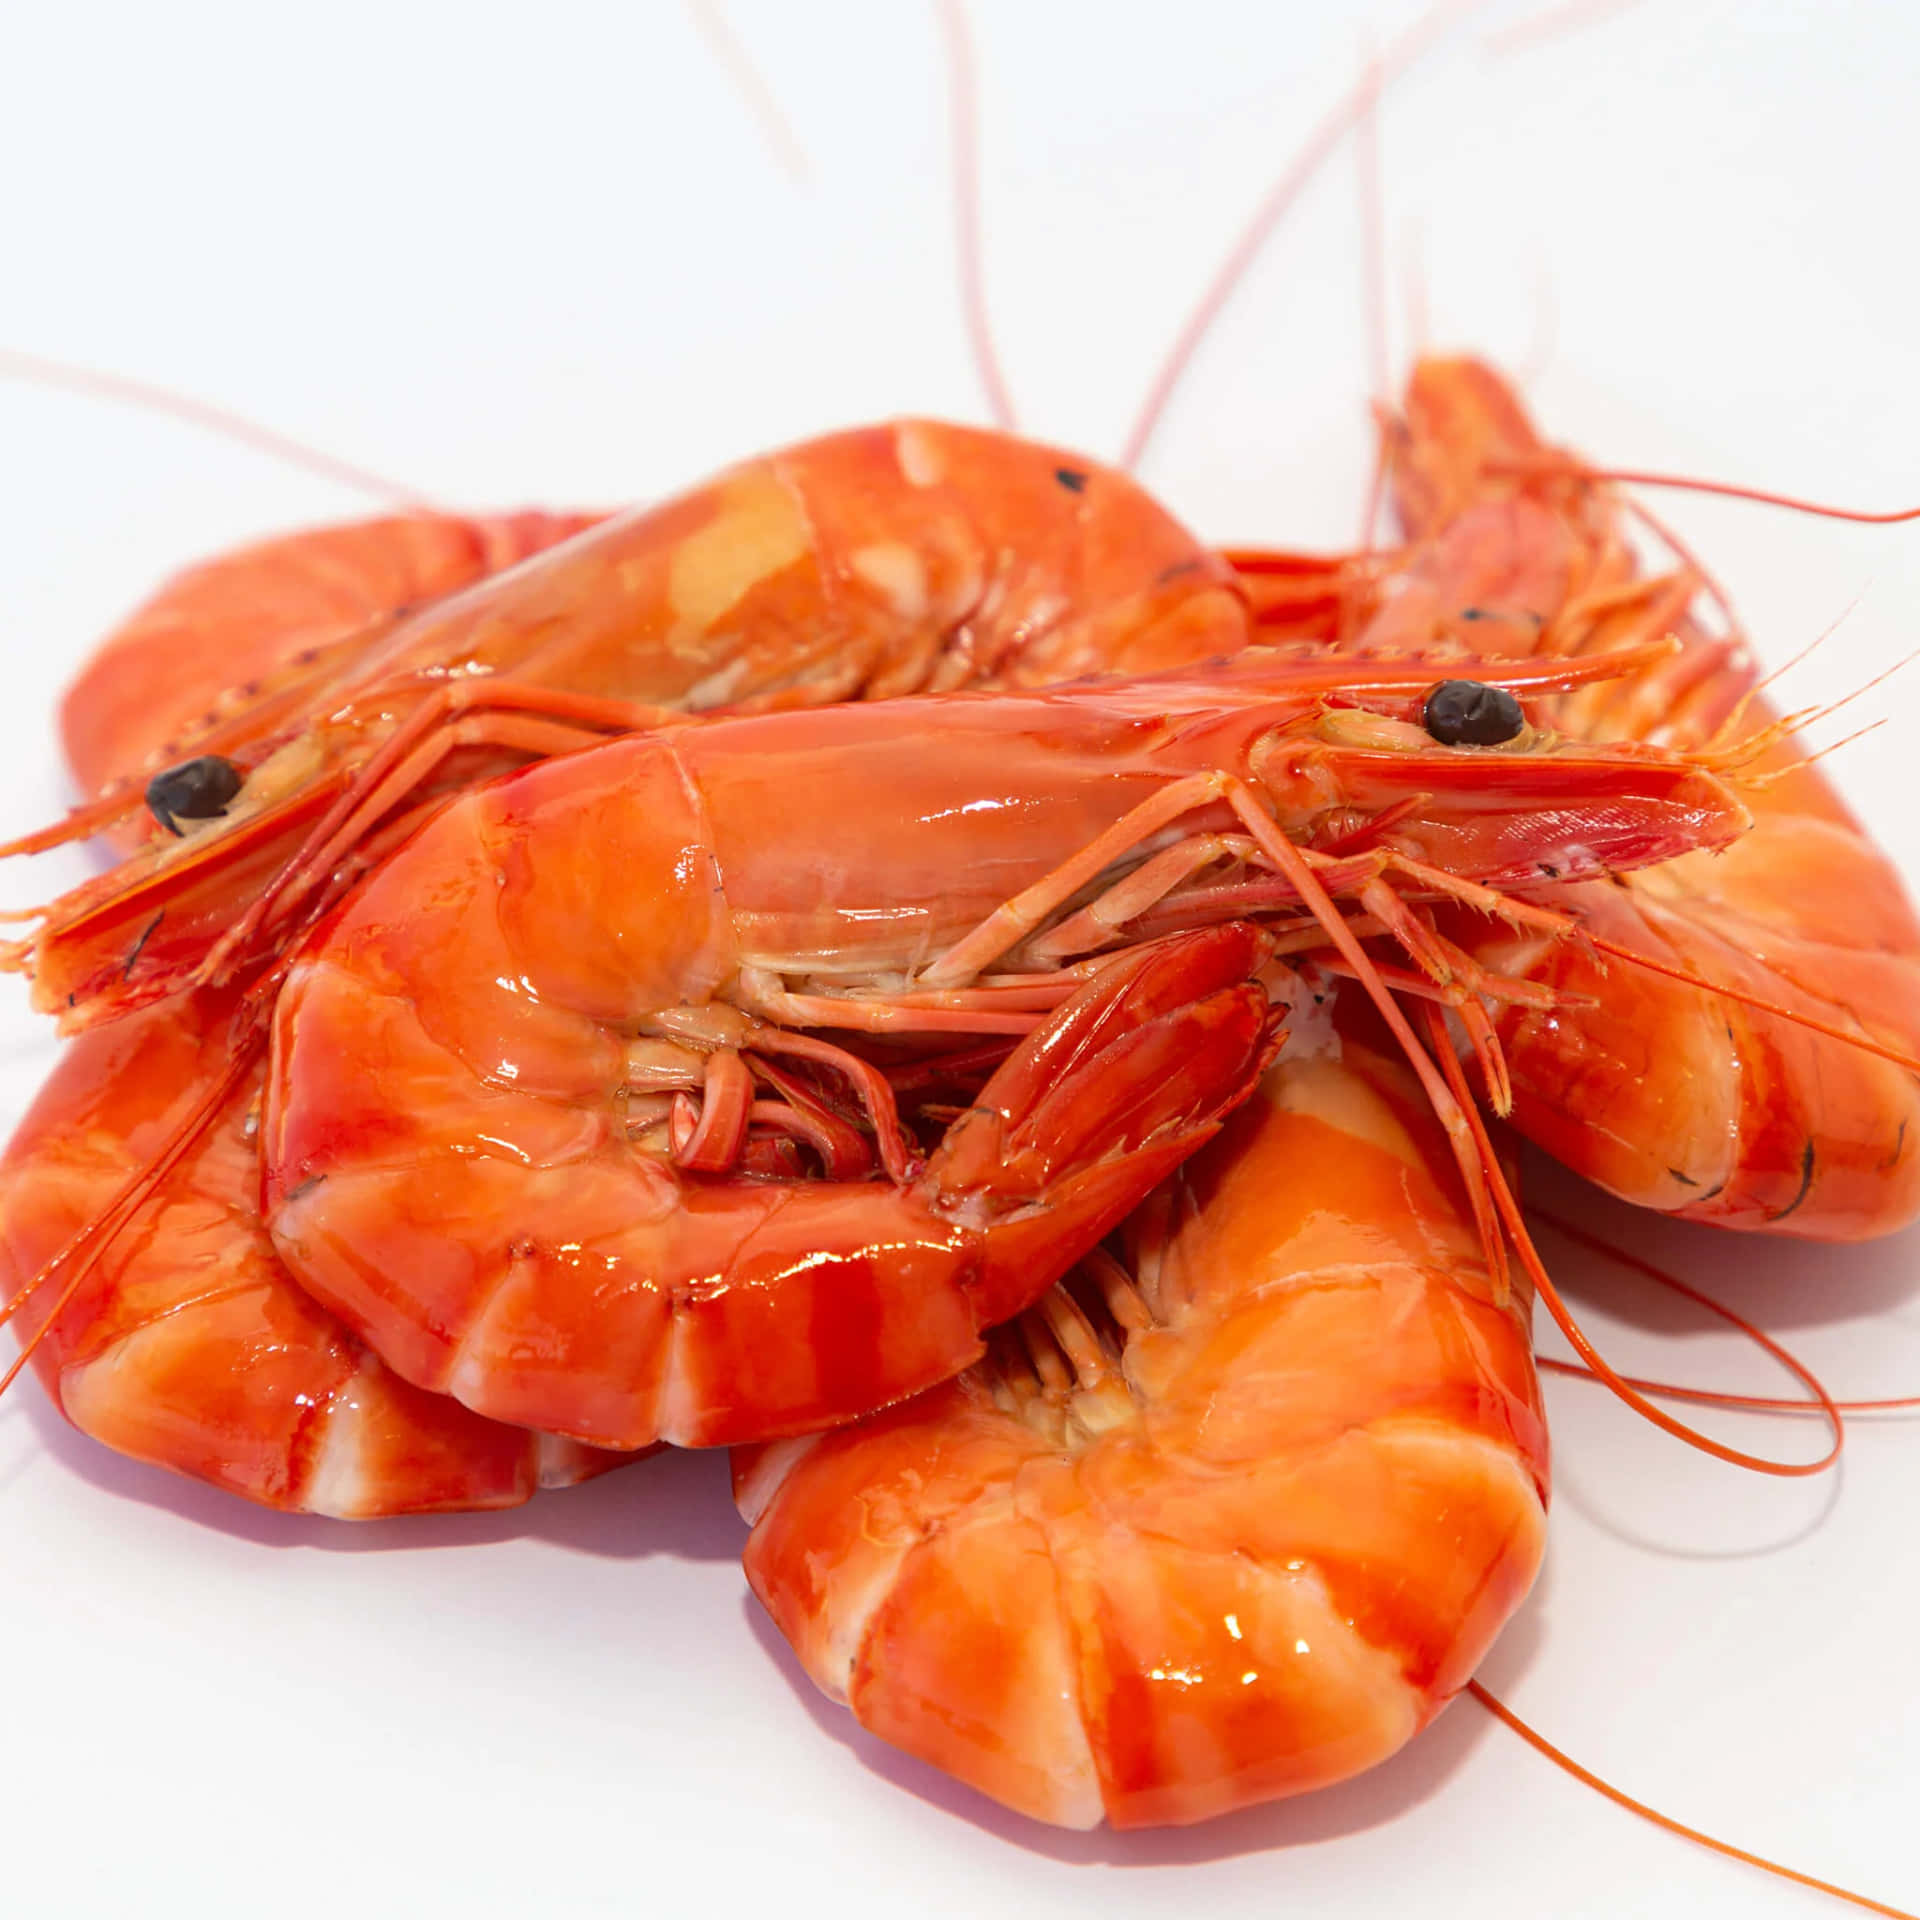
left=0, top=985, right=622, bottom=1514
left=1346, top=356, right=1920, bottom=1239
left=734, top=991, right=1548, bottom=1828
left=7, top=7, right=1912, bottom=1912
left=258, top=655, right=1748, bottom=1449
left=7, top=421, right=1253, bottom=1033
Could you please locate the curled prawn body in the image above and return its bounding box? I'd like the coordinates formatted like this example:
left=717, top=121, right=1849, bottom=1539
left=267, top=911, right=1279, bottom=1453
left=258, top=660, right=1747, bottom=1452
left=735, top=998, right=1548, bottom=1829
left=1351, top=357, right=1920, bottom=1239
left=13, top=420, right=1251, bottom=1033
left=0, top=987, right=623, bottom=1514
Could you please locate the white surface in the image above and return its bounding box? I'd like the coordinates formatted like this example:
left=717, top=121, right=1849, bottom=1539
left=1, top=2, right=1917, bottom=1915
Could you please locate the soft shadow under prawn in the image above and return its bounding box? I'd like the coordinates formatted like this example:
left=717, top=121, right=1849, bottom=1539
left=740, top=1588, right=1544, bottom=1867
left=1526, top=1149, right=1920, bottom=1343
left=21, top=1390, right=744, bottom=1563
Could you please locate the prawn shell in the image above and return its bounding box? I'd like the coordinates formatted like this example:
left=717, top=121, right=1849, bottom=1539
left=63, top=509, right=602, bottom=831
left=0, top=991, right=625, bottom=1514
left=738, top=1026, right=1547, bottom=1829
left=1368, top=355, right=1920, bottom=1237
left=24, top=419, right=1253, bottom=1032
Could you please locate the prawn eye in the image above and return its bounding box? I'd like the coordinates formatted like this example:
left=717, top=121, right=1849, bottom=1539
left=1422, top=679, right=1525, bottom=747
left=146, top=754, right=244, bottom=836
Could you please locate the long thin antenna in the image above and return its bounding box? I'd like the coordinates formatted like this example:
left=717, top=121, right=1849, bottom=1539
left=1491, top=454, right=1920, bottom=524
left=938, top=0, right=1018, bottom=429
left=1119, top=0, right=1489, bottom=473
left=1355, top=41, right=1391, bottom=408
left=688, top=0, right=811, bottom=183
left=1531, top=1206, right=1920, bottom=1416
left=0, top=348, right=430, bottom=508
left=1470, top=1683, right=1917, bottom=1918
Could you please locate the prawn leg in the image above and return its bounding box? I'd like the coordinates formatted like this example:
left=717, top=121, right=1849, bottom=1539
left=266, top=921, right=1280, bottom=1449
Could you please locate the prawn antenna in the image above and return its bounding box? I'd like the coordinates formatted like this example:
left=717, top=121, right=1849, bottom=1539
left=687, top=0, right=810, bottom=184
left=938, top=0, right=1018, bottom=430
left=1721, top=641, right=1920, bottom=772
left=1573, top=929, right=1920, bottom=1080
left=1120, top=0, right=1653, bottom=473
left=1414, top=1000, right=1845, bottom=1478
left=0, top=348, right=430, bottom=508
left=1530, top=1206, right=1920, bottom=1417
left=1120, top=0, right=1496, bottom=473
left=1750, top=714, right=1889, bottom=788
left=1709, top=591, right=1864, bottom=747
left=1489, top=452, right=1920, bottom=526
left=1468, top=1681, right=1918, bottom=1919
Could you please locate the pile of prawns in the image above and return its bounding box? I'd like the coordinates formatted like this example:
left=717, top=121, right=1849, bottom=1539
left=2, top=347, right=1916, bottom=1907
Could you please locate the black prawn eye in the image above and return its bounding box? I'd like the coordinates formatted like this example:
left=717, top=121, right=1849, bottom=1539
left=146, top=754, right=244, bottom=837
left=1422, top=679, right=1526, bottom=747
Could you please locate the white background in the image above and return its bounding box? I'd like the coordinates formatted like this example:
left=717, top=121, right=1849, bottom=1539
left=1, top=2, right=1917, bottom=1915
